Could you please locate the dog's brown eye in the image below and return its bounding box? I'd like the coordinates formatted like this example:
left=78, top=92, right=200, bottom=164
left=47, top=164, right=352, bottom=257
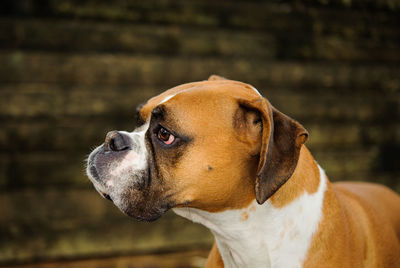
left=157, top=127, right=175, bottom=145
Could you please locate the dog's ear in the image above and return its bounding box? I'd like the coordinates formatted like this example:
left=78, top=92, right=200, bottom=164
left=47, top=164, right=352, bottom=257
left=208, top=75, right=228, bottom=81
left=239, top=98, right=308, bottom=204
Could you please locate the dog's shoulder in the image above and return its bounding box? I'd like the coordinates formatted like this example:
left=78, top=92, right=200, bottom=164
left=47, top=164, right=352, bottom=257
left=333, top=181, right=400, bottom=265
left=333, top=181, right=400, bottom=226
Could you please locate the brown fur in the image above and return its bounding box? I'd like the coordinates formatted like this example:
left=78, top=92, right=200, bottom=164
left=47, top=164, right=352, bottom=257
left=140, top=81, right=265, bottom=211
left=205, top=243, right=225, bottom=268
left=204, top=147, right=400, bottom=267
left=302, top=181, right=400, bottom=267
left=269, top=146, right=320, bottom=208
left=137, top=77, right=400, bottom=267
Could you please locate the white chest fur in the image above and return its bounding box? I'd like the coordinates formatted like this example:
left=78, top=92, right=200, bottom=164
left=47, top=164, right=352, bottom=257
left=173, top=166, right=327, bottom=268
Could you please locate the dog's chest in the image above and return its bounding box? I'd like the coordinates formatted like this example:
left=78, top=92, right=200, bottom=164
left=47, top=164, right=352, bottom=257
left=173, top=167, right=327, bottom=268
left=211, top=213, right=272, bottom=268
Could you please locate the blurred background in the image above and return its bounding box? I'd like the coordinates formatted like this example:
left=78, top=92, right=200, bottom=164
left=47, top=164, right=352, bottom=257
left=0, top=0, right=399, bottom=267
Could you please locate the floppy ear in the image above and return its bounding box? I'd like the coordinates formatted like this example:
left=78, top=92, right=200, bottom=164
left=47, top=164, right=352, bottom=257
left=239, top=98, right=308, bottom=204
left=208, top=75, right=228, bottom=81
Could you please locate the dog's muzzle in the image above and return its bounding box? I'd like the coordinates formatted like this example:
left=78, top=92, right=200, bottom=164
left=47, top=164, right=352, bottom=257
left=86, top=130, right=138, bottom=201
left=85, top=123, right=169, bottom=221
left=86, top=127, right=143, bottom=195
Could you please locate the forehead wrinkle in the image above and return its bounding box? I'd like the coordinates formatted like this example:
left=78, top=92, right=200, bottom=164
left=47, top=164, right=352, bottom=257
left=165, top=94, right=237, bottom=139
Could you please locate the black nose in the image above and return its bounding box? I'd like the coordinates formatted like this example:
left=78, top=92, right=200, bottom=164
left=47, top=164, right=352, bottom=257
left=104, top=131, right=131, bottom=151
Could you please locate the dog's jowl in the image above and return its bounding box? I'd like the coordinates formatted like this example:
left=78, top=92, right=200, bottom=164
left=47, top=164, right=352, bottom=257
left=86, top=75, right=400, bottom=268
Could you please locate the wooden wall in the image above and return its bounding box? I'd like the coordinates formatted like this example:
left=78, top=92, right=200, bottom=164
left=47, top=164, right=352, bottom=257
left=1, top=0, right=399, bottom=265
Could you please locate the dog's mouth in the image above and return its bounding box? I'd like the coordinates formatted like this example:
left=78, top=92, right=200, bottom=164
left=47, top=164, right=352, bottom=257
left=86, top=144, right=171, bottom=222
left=86, top=146, right=101, bottom=179
left=88, top=168, right=114, bottom=202
left=89, top=168, right=113, bottom=201
left=86, top=148, right=114, bottom=202
left=100, top=191, right=113, bottom=201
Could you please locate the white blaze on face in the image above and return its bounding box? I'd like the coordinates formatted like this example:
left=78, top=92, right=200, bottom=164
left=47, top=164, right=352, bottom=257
left=113, top=121, right=149, bottom=175
left=87, top=120, right=151, bottom=204
left=109, top=151, right=137, bottom=177
left=250, top=85, right=262, bottom=96
left=110, top=122, right=149, bottom=178
left=159, top=94, right=176, bottom=104
left=102, top=121, right=151, bottom=209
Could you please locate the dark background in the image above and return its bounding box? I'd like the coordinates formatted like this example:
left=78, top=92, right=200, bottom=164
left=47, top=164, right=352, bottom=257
left=1, top=0, right=399, bottom=267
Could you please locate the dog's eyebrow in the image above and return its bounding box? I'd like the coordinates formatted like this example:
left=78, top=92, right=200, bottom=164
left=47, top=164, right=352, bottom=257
left=151, top=105, right=166, bottom=120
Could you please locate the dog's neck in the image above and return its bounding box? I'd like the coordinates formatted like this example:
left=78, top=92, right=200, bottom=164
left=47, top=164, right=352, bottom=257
left=173, top=149, right=327, bottom=268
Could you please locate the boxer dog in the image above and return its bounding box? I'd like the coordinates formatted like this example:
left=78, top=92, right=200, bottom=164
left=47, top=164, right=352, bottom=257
left=86, top=75, right=400, bottom=267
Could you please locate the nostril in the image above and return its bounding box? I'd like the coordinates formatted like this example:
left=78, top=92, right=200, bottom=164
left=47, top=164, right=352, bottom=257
left=109, top=138, right=117, bottom=151
left=105, top=131, right=131, bottom=151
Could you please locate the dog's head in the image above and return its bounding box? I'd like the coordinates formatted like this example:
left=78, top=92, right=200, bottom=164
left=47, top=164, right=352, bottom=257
left=86, top=76, right=308, bottom=221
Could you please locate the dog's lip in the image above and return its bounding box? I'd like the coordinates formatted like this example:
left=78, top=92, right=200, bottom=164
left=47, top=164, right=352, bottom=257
left=100, top=191, right=113, bottom=201
left=87, top=147, right=114, bottom=202
left=87, top=163, right=110, bottom=198
left=89, top=165, right=100, bottom=180
left=87, top=151, right=104, bottom=184
left=93, top=184, right=113, bottom=202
